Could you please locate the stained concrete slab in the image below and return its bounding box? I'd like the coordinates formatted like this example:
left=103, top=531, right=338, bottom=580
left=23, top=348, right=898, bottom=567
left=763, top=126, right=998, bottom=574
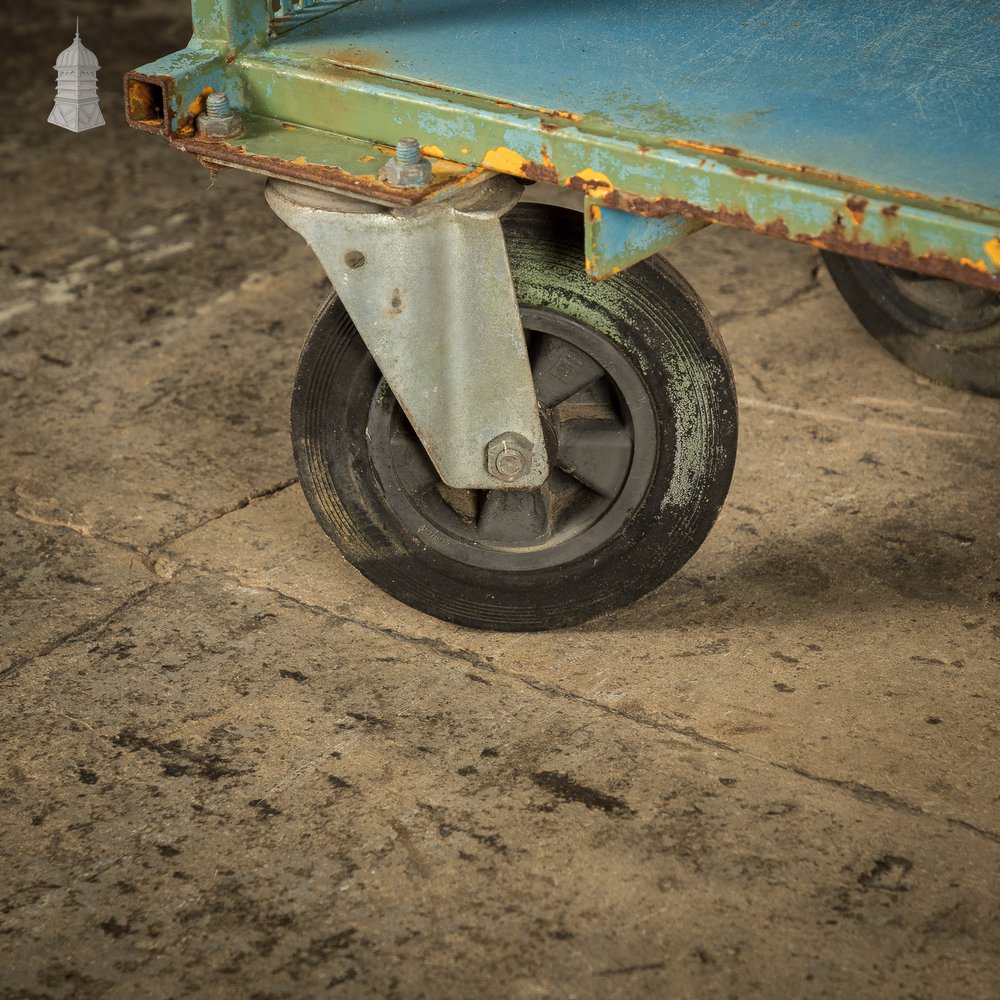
left=2, top=3, right=1000, bottom=998
left=0, top=510, right=156, bottom=675
left=158, top=228, right=1000, bottom=835
left=3, top=572, right=999, bottom=999
left=2, top=2, right=316, bottom=549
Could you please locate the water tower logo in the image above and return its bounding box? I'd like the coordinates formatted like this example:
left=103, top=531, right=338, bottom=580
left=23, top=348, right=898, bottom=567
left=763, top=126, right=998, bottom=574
left=49, top=19, right=105, bottom=133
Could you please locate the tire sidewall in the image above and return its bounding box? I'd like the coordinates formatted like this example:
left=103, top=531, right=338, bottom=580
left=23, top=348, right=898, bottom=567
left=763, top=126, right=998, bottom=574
left=823, top=251, right=1000, bottom=397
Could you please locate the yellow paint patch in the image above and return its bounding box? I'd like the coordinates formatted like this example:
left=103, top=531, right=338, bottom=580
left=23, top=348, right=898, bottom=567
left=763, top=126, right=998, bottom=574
left=359, top=155, right=375, bottom=163
left=290, top=157, right=308, bottom=166
left=984, top=238, right=1000, bottom=267
left=460, top=147, right=470, bottom=155
left=959, top=257, right=989, bottom=273
left=421, top=145, right=446, bottom=159
left=590, top=204, right=602, bottom=223
left=281, top=123, right=299, bottom=131
left=481, top=146, right=530, bottom=175
left=429, top=159, right=471, bottom=178
left=570, top=169, right=615, bottom=198
left=187, top=87, right=214, bottom=117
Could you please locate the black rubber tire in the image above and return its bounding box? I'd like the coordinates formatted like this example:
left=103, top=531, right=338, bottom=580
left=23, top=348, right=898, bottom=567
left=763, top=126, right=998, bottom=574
left=291, top=204, right=738, bottom=631
left=822, top=251, right=1000, bottom=397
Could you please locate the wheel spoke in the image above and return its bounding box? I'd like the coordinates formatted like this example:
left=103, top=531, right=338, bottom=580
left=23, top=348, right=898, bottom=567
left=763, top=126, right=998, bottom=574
left=556, top=420, right=633, bottom=498
left=531, top=335, right=606, bottom=406
left=389, top=426, right=438, bottom=494
left=477, top=488, right=552, bottom=545
left=436, top=483, right=481, bottom=523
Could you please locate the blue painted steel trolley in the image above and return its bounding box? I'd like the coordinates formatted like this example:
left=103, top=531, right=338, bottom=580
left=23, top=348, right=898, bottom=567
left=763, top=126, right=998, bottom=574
left=126, top=2, right=1000, bottom=629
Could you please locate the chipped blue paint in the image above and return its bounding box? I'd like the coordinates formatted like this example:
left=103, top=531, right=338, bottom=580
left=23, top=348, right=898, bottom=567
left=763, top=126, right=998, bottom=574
left=585, top=200, right=709, bottom=280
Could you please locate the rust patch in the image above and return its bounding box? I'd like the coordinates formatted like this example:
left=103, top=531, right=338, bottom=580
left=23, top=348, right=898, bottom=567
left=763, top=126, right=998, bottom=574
left=673, top=139, right=743, bottom=158
left=664, top=136, right=954, bottom=212
left=882, top=204, right=900, bottom=219
left=796, top=223, right=998, bottom=290
left=599, top=188, right=997, bottom=290
left=175, top=136, right=487, bottom=207
left=760, top=218, right=790, bottom=239
left=325, top=48, right=391, bottom=71
left=523, top=146, right=559, bottom=185
left=540, top=122, right=561, bottom=134
left=846, top=195, right=869, bottom=225
left=524, top=160, right=559, bottom=185
left=602, top=189, right=755, bottom=231
left=123, top=72, right=173, bottom=136
left=567, top=169, right=616, bottom=199
left=539, top=108, right=583, bottom=122
left=731, top=166, right=758, bottom=179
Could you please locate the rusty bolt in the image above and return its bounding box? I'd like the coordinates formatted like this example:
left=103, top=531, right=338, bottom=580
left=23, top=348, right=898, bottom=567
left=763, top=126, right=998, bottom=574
left=196, top=90, right=243, bottom=141
left=381, top=137, right=433, bottom=188
left=486, top=432, right=533, bottom=483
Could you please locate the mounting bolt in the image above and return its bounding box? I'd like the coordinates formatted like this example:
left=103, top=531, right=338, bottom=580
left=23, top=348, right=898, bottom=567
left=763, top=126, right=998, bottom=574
left=486, top=432, right=534, bottom=483
left=381, top=136, right=433, bottom=188
left=196, top=90, right=244, bottom=141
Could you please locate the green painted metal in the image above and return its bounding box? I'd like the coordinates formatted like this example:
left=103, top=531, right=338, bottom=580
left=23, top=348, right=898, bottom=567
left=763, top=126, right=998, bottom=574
left=128, top=1, right=1000, bottom=288
left=191, top=0, right=270, bottom=50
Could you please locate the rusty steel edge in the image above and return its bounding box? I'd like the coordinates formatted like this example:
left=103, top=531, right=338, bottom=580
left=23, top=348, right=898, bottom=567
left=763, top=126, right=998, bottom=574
left=122, top=40, right=1000, bottom=290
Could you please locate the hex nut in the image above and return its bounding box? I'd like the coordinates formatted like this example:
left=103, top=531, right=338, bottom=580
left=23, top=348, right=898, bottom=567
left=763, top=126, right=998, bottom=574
left=381, top=156, right=433, bottom=189
left=196, top=108, right=243, bottom=141
left=486, top=432, right=534, bottom=483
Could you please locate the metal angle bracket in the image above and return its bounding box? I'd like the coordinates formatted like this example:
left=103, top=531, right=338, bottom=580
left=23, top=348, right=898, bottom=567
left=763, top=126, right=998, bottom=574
left=584, top=196, right=709, bottom=280
left=266, top=173, right=548, bottom=490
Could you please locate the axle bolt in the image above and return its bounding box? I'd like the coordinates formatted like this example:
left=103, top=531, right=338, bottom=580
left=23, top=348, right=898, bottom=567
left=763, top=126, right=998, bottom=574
left=382, top=136, right=433, bottom=188
left=486, top=432, right=534, bottom=483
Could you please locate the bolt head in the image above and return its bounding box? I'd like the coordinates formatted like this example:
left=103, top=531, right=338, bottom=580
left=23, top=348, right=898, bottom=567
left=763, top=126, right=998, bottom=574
left=486, top=433, right=534, bottom=483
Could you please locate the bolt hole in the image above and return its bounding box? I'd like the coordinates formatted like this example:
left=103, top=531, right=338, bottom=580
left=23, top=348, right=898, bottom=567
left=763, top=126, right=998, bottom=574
left=344, top=250, right=366, bottom=270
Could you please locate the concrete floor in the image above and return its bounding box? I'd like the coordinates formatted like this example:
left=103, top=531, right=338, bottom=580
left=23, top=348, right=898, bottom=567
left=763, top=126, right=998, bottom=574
left=3, top=4, right=999, bottom=998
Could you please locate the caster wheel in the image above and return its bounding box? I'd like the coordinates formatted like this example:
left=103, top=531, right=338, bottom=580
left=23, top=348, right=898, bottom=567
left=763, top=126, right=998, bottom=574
left=822, top=251, right=1000, bottom=397
left=291, top=204, right=738, bottom=631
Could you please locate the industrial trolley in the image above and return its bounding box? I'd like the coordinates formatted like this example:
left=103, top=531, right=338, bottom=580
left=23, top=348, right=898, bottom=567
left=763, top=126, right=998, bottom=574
left=125, top=1, right=1000, bottom=630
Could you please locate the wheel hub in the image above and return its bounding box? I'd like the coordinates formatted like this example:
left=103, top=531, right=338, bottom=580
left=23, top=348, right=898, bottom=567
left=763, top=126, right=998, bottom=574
left=367, top=306, right=659, bottom=572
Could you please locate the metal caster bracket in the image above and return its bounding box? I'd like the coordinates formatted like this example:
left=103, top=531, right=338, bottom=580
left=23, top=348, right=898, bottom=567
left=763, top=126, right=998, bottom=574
left=266, top=173, right=548, bottom=491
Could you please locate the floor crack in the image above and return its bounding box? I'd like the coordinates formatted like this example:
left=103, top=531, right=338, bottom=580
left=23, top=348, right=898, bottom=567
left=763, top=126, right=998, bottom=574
left=151, top=477, right=298, bottom=552
left=254, top=581, right=1000, bottom=847
left=714, top=271, right=821, bottom=327
left=1, top=582, right=166, bottom=683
